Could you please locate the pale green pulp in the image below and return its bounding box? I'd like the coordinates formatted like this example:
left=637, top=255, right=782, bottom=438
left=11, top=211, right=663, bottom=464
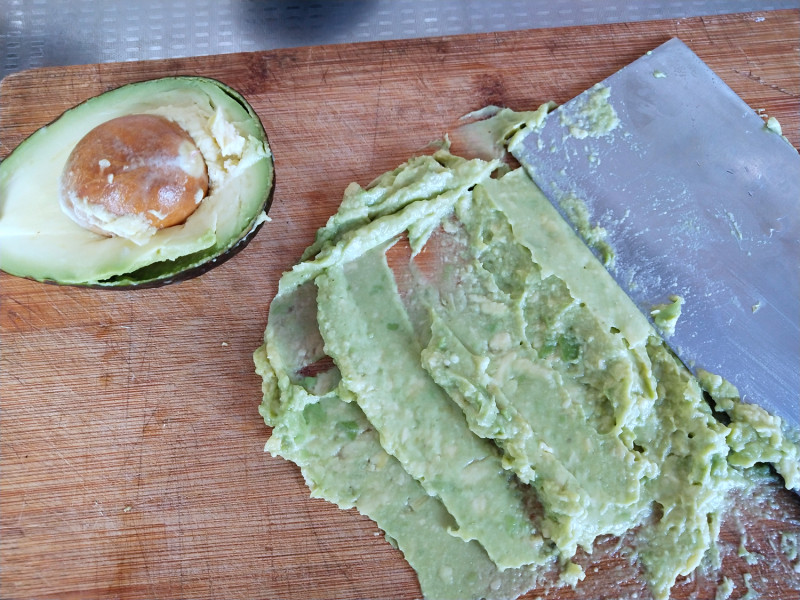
left=255, top=129, right=798, bottom=600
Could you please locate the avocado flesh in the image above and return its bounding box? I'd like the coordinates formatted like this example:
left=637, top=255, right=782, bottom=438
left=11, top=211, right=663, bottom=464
left=0, top=77, right=274, bottom=287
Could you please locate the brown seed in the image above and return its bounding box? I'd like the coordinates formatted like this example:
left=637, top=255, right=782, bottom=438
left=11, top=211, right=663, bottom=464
left=60, top=114, right=209, bottom=235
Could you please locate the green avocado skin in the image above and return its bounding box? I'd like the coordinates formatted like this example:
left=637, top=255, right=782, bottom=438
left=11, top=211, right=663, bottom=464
left=0, top=76, right=274, bottom=288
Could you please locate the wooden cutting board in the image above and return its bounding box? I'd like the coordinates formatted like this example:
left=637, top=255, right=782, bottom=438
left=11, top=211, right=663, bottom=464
left=2, top=10, right=799, bottom=600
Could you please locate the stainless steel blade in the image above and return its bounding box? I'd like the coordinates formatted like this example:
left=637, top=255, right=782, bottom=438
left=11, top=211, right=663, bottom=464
left=512, top=37, right=799, bottom=428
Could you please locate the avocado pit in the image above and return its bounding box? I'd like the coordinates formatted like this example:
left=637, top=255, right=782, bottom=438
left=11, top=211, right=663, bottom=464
left=59, top=114, right=209, bottom=244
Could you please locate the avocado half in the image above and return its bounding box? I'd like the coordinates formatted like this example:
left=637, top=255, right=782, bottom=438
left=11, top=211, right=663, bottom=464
left=0, top=76, right=274, bottom=288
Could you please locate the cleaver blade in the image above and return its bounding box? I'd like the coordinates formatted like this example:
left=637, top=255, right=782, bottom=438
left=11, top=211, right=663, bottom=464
left=512, top=37, right=799, bottom=429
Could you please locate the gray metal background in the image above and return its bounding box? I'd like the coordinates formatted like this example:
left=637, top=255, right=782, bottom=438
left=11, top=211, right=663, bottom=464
left=2, top=0, right=798, bottom=82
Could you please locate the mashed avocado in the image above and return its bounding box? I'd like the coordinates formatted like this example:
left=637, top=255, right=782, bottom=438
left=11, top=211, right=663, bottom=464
left=254, top=112, right=799, bottom=600
left=650, top=295, right=684, bottom=338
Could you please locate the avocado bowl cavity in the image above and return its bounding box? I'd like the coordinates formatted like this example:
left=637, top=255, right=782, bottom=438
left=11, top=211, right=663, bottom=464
left=0, top=76, right=275, bottom=288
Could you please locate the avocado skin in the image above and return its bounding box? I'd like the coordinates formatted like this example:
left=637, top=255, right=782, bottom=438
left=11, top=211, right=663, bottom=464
left=0, top=76, right=275, bottom=289
left=91, top=189, right=274, bottom=290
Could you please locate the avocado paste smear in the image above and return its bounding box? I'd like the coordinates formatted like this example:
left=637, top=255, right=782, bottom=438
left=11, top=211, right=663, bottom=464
left=254, top=108, right=799, bottom=600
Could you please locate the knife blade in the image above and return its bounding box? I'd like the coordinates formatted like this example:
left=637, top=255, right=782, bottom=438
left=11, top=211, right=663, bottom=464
left=511, top=37, right=799, bottom=429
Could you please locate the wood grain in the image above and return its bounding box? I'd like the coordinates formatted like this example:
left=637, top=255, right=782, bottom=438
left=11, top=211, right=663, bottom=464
left=2, top=10, right=799, bottom=600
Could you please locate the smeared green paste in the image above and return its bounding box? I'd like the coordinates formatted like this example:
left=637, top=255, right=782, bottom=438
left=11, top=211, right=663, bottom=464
left=650, top=295, right=684, bottom=338
left=764, top=115, right=794, bottom=146
left=765, top=116, right=783, bottom=136
left=741, top=572, right=759, bottom=600
left=255, top=346, right=545, bottom=600
left=781, top=532, right=799, bottom=561
left=780, top=532, right=800, bottom=574
left=558, top=84, right=619, bottom=140
left=254, top=111, right=799, bottom=600
left=715, top=576, right=735, bottom=600
left=557, top=191, right=615, bottom=267
left=698, top=370, right=800, bottom=490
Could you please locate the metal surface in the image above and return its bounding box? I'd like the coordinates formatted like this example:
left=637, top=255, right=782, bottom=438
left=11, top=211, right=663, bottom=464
left=513, top=38, right=800, bottom=427
left=2, top=0, right=798, bottom=82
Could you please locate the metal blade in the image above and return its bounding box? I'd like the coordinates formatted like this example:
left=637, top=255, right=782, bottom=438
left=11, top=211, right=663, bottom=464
left=512, top=37, right=799, bottom=428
